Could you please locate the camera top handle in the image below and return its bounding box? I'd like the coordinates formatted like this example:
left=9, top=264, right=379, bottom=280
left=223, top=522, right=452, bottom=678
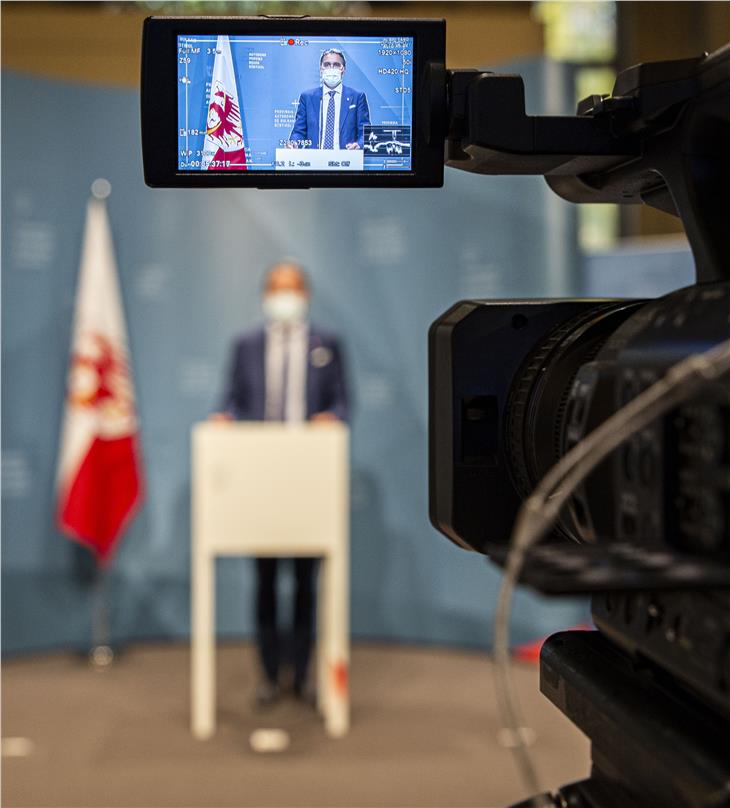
left=442, top=44, right=730, bottom=284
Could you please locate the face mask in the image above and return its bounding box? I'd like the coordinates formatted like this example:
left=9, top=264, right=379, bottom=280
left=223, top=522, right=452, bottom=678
left=263, top=291, right=309, bottom=324
left=322, top=69, right=342, bottom=89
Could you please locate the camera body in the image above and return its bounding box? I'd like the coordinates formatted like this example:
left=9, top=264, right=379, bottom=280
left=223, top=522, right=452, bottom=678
left=429, top=283, right=730, bottom=739
left=429, top=283, right=730, bottom=575
left=427, top=42, right=730, bottom=807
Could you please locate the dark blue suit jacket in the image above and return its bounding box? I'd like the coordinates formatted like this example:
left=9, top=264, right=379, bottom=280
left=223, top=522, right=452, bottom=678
left=221, top=325, right=349, bottom=422
left=289, top=85, right=370, bottom=149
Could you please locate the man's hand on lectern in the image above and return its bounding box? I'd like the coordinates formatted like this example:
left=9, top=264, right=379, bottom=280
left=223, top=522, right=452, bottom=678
left=310, top=411, right=340, bottom=425
left=209, top=412, right=234, bottom=423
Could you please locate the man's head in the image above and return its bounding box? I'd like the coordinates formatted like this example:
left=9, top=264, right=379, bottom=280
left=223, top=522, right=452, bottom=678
left=320, top=48, right=346, bottom=89
left=262, top=261, right=310, bottom=324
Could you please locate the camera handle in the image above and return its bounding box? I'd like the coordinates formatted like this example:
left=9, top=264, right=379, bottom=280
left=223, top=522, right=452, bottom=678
left=442, top=45, right=730, bottom=284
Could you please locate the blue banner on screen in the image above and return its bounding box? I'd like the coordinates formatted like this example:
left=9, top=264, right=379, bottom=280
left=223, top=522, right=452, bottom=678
left=177, top=34, right=414, bottom=172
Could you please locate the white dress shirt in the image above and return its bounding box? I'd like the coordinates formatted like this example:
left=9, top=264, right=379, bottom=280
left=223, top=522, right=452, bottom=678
left=320, top=83, right=343, bottom=149
left=265, top=320, right=308, bottom=423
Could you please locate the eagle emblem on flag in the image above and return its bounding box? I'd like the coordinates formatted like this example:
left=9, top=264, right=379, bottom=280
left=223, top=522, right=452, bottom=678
left=206, top=83, right=244, bottom=152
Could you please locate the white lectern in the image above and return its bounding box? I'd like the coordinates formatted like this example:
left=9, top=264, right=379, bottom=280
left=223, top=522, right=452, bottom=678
left=191, top=421, right=349, bottom=738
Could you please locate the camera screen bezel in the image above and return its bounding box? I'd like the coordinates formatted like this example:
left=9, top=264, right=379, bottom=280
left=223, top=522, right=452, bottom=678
left=141, top=16, right=445, bottom=188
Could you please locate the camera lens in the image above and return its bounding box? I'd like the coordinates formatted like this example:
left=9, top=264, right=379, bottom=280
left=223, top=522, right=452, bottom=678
left=505, top=302, right=642, bottom=540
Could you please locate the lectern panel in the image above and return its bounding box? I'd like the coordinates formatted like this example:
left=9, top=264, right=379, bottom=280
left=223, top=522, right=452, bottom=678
left=190, top=420, right=350, bottom=737
left=192, top=422, right=348, bottom=554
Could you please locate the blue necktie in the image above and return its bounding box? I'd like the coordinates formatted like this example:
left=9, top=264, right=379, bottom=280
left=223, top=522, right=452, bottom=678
left=277, top=331, right=290, bottom=421
left=323, top=90, right=335, bottom=149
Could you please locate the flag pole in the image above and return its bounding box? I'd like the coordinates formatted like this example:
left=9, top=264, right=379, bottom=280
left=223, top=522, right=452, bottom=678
left=87, top=177, right=114, bottom=671
left=58, top=175, right=142, bottom=665
left=89, top=566, right=114, bottom=669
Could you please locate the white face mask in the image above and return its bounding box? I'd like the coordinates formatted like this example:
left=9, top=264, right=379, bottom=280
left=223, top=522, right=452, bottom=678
left=322, top=69, right=342, bottom=89
left=263, top=291, right=309, bottom=324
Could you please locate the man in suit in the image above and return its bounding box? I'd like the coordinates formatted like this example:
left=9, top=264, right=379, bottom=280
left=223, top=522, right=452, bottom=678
left=217, top=261, right=349, bottom=705
left=288, top=48, right=371, bottom=150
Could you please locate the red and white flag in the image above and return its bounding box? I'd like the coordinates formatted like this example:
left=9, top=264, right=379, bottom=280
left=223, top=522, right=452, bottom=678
left=56, top=195, right=143, bottom=564
left=202, top=34, right=247, bottom=171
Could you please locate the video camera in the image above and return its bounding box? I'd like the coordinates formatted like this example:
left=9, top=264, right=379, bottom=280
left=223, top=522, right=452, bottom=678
left=142, top=17, right=730, bottom=808
left=428, top=39, right=730, bottom=808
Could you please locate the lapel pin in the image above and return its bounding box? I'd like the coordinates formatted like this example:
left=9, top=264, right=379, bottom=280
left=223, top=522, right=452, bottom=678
left=310, top=346, right=333, bottom=368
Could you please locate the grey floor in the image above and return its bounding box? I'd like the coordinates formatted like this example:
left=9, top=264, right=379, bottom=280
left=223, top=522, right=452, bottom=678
left=2, top=641, right=590, bottom=807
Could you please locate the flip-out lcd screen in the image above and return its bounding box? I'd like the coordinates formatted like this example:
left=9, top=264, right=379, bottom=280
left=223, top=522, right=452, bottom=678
left=177, top=34, right=414, bottom=173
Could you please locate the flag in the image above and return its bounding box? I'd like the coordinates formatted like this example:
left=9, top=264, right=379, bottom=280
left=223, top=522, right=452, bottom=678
left=56, top=196, right=143, bottom=564
left=202, top=35, right=247, bottom=171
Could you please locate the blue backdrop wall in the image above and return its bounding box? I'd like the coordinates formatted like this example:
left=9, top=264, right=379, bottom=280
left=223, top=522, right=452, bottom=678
left=2, top=62, right=591, bottom=654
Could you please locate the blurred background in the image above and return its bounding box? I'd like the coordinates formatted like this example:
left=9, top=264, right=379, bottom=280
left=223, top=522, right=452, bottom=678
left=2, top=2, right=729, bottom=807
